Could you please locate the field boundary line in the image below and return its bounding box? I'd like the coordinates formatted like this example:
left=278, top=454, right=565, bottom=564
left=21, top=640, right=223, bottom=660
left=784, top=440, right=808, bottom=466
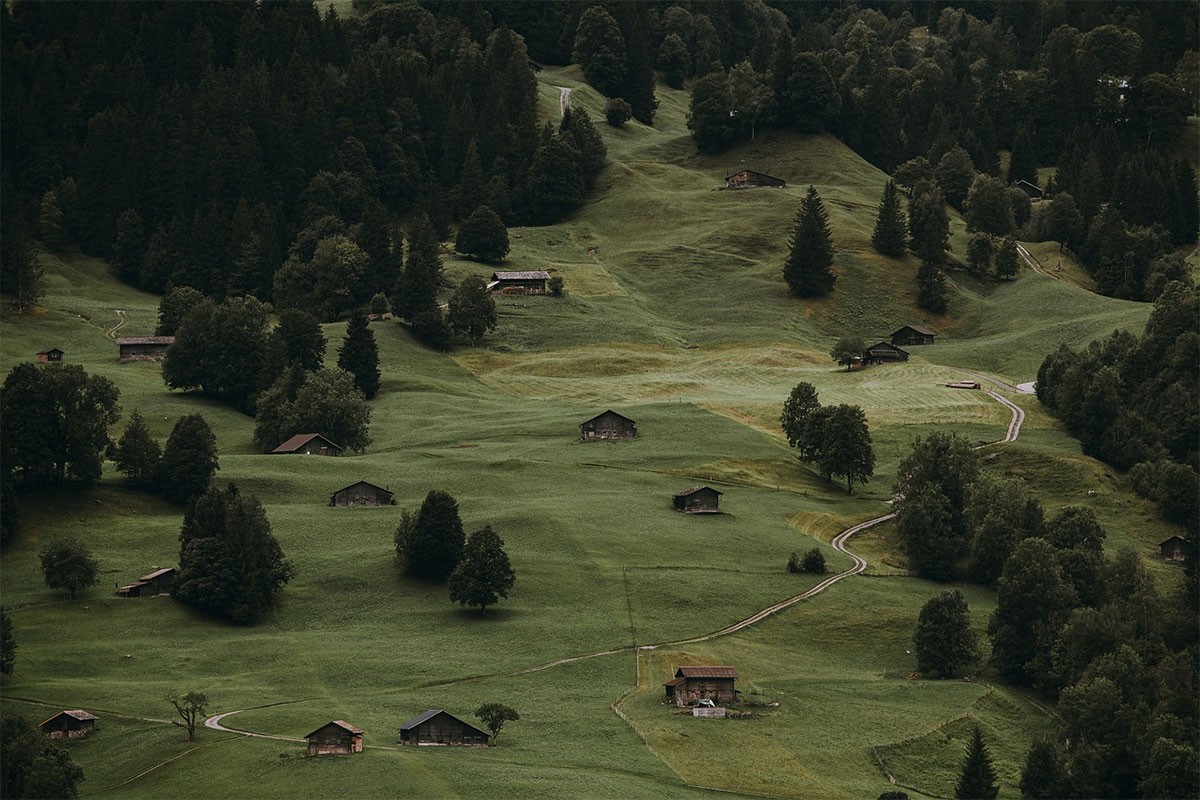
left=85, top=736, right=239, bottom=795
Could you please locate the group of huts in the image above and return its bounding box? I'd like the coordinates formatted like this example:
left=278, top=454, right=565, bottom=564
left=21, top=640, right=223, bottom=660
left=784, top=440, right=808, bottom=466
left=304, top=710, right=490, bottom=756
left=847, top=325, right=936, bottom=370
left=36, top=337, right=177, bottom=365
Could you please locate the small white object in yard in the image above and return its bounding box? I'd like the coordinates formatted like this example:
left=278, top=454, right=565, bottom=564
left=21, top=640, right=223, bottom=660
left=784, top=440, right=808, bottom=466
left=124, top=654, right=132, bottom=659
left=905, top=649, right=911, bottom=654
left=1087, top=490, right=1096, bottom=497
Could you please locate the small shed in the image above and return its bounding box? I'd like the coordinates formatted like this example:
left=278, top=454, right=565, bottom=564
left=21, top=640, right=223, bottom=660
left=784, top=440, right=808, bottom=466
left=117, top=336, right=174, bottom=362
left=304, top=720, right=363, bottom=756
left=579, top=410, right=637, bottom=442
left=674, top=486, right=723, bottom=514
left=398, top=710, right=489, bottom=747
left=40, top=710, right=97, bottom=739
left=863, top=341, right=910, bottom=364
left=489, top=271, right=550, bottom=295
left=272, top=433, right=343, bottom=456
left=1160, top=535, right=1194, bottom=561
left=946, top=381, right=981, bottom=390
left=330, top=481, right=395, bottom=507
left=37, top=348, right=64, bottom=364
left=890, top=325, right=935, bottom=346
left=116, top=567, right=176, bottom=597
left=663, top=666, right=738, bottom=707
left=1014, top=180, right=1043, bottom=201
left=724, top=170, right=786, bottom=189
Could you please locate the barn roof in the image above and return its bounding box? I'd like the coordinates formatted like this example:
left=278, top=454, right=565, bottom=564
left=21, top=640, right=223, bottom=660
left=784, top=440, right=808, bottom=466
left=138, top=567, right=175, bottom=582
left=662, top=677, right=686, bottom=687
left=37, top=347, right=64, bottom=355
left=675, top=666, right=738, bottom=679
left=724, top=169, right=784, bottom=182
left=116, top=336, right=175, bottom=345
left=491, top=271, right=550, bottom=281
left=674, top=486, right=723, bottom=498
left=865, top=340, right=909, bottom=354
left=272, top=433, right=341, bottom=453
left=397, top=709, right=488, bottom=737
left=330, top=480, right=393, bottom=497
left=40, top=709, right=96, bottom=726
left=892, top=324, right=934, bottom=336
left=1160, top=535, right=1188, bottom=546
left=580, top=409, right=636, bottom=426
left=304, top=720, right=363, bottom=738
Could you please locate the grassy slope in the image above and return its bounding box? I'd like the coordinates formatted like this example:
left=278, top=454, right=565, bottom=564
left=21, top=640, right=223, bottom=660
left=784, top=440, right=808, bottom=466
left=0, top=69, right=1184, bottom=799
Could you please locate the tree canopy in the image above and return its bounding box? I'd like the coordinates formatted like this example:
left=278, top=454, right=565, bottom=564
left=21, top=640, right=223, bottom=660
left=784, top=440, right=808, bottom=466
left=39, top=537, right=99, bottom=600
left=448, top=526, right=516, bottom=615
left=159, top=414, right=219, bottom=506
left=913, top=590, right=979, bottom=677
left=399, top=490, right=466, bottom=584
left=0, top=716, right=85, bottom=799
left=337, top=313, right=380, bottom=400
left=783, top=186, right=836, bottom=298
left=447, top=275, right=498, bottom=346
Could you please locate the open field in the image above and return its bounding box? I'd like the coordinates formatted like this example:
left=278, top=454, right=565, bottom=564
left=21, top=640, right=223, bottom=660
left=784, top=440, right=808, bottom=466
left=0, top=70, right=1183, bottom=799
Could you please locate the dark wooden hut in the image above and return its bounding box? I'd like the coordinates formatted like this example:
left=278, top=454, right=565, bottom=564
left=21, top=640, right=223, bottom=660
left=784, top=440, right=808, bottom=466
left=579, top=410, right=638, bottom=441
left=863, top=341, right=910, bottom=364
left=329, top=481, right=395, bottom=507
left=489, top=271, right=550, bottom=295
left=272, top=433, right=343, bottom=456
left=40, top=710, right=97, bottom=739
left=304, top=721, right=363, bottom=755
left=663, top=666, right=738, bottom=707
left=1014, top=180, right=1043, bottom=201
left=116, top=567, right=176, bottom=598
left=37, top=348, right=64, bottom=364
left=1160, top=535, right=1194, bottom=561
left=117, top=336, right=174, bottom=362
left=724, top=170, right=786, bottom=189
left=673, top=486, right=723, bottom=513
left=398, top=710, right=489, bottom=747
left=890, top=325, right=935, bottom=346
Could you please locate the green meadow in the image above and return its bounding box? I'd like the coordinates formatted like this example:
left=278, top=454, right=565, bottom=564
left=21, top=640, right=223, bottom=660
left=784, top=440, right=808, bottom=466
left=1, top=70, right=1185, bottom=799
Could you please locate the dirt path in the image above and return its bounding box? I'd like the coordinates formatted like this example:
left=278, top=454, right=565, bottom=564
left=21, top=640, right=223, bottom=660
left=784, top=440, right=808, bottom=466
left=951, top=368, right=1034, bottom=395
left=985, top=390, right=1025, bottom=444
left=556, top=86, right=571, bottom=117
left=106, top=309, right=128, bottom=340
left=1016, top=243, right=1048, bottom=277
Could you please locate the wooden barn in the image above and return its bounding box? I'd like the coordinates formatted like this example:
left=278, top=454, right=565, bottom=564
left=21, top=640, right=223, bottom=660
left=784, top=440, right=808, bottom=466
left=724, top=169, right=786, bottom=189
left=674, top=486, right=723, bottom=513
left=37, top=348, right=64, bottom=364
left=890, top=325, right=935, bottom=346
left=272, top=433, right=343, bottom=456
left=863, top=341, right=910, bottom=364
left=1160, top=535, right=1194, bottom=561
left=117, top=336, right=174, bottom=362
left=304, top=720, right=363, bottom=755
left=116, top=567, right=176, bottom=597
left=398, top=710, right=489, bottom=747
left=663, top=666, right=738, bottom=707
left=489, top=271, right=550, bottom=295
left=329, top=481, right=395, bottom=507
left=1014, top=179, right=1043, bottom=201
left=40, top=710, right=97, bottom=739
left=579, top=410, right=638, bottom=441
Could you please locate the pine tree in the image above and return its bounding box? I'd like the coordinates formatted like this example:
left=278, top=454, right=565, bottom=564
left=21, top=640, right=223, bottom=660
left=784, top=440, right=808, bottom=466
left=526, top=136, right=584, bottom=225
left=448, top=525, right=516, bottom=615
left=994, top=238, right=1020, bottom=280
left=559, top=106, right=607, bottom=189
left=1007, top=126, right=1038, bottom=186
left=872, top=180, right=907, bottom=257
left=955, top=727, right=999, bottom=800
left=0, top=607, right=14, bottom=674
left=399, top=214, right=442, bottom=320
left=783, top=186, right=836, bottom=298
left=1, top=211, right=44, bottom=312
left=159, top=414, right=219, bottom=506
left=38, top=190, right=66, bottom=249
left=404, top=490, right=466, bottom=583
left=115, top=410, right=162, bottom=487
left=1019, top=741, right=1061, bottom=798
left=337, top=313, right=380, bottom=399
left=908, top=182, right=950, bottom=263
left=111, top=209, right=147, bottom=285
left=916, top=257, right=948, bottom=314
left=572, top=6, right=627, bottom=97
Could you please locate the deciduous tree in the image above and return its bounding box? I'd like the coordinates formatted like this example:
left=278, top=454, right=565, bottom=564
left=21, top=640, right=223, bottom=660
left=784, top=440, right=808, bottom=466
left=988, top=538, right=1078, bottom=685
left=818, top=404, right=875, bottom=494
left=780, top=382, right=821, bottom=451
left=913, top=590, right=979, bottom=677
left=964, top=174, right=1014, bottom=236
left=39, top=537, right=99, bottom=600
left=448, top=526, right=515, bottom=615
left=286, top=369, right=372, bottom=452
left=783, top=186, right=836, bottom=298
left=916, top=257, right=948, bottom=314
left=994, top=238, right=1019, bottom=280
left=687, top=71, right=734, bottom=152
left=454, top=205, right=509, bottom=263
left=0, top=716, right=85, bottom=799
left=447, top=275, right=498, bottom=346
left=474, top=703, right=519, bottom=743
left=831, top=336, right=865, bottom=370
left=155, top=286, right=205, bottom=336
left=167, top=691, right=208, bottom=743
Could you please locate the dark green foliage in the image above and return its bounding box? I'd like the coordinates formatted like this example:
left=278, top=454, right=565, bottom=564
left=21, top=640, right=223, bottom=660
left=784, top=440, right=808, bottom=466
left=369, top=293, right=390, bottom=317
left=913, top=590, right=979, bottom=677
left=548, top=275, right=564, bottom=297
left=38, top=190, right=67, bottom=249
left=894, top=433, right=980, bottom=581
left=897, top=484, right=960, bottom=581
left=818, top=405, right=875, bottom=494
left=936, top=147, right=976, bottom=210
left=727, top=60, right=775, bottom=141
left=526, top=136, right=584, bottom=225
left=993, top=238, right=1019, bottom=280
left=1007, top=127, right=1038, bottom=186
left=114, top=410, right=162, bottom=487
left=1, top=210, right=44, bottom=312
left=656, top=34, right=688, bottom=89
left=159, top=414, right=219, bottom=506
left=399, top=215, right=442, bottom=321
left=966, top=234, right=994, bottom=278
left=786, top=551, right=802, bottom=573
left=455, top=205, right=509, bottom=263
left=155, top=287, right=206, bottom=337
left=966, top=477, right=1044, bottom=586
left=337, top=314, right=380, bottom=400
left=916, top=257, right=948, bottom=314
left=0, top=715, right=85, bottom=799
left=963, top=175, right=1014, bottom=236
left=1040, top=193, right=1084, bottom=251
left=572, top=6, right=626, bottom=97
left=251, top=368, right=306, bottom=453
left=448, top=526, right=516, bottom=615
left=955, top=727, right=999, bottom=800
left=174, top=483, right=291, bottom=624
left=687, top=71, right=735, bottom=153
left=1019, top=741, right=1061, bottom=798
left=402, top=490, right=466, bottom=584
left=871, top=181, right=907, bottom=257
left=783, top=186, right=836, bottom=298
left=988, top=538, right=1078, bottom=685
left=38, top=536, right=99, bottom=600
left=780, top=382, right=821, bottom=452
left=111, top=209, right=147, bottom=284
left=1157, top=463, right=1199, bottom=529
left=162, top=296, right=270, bottom=412
left=273, top=310, right=327, bottom=373
left=559, top=107, right=607, bottom=190
left=800, top=548, right=826, bottom=575
left=907, top=182, right=950, bottom=263
left=830, top=336, right=865, bottom=369
left=614, top=4, right=657, bottom=125
left=263, top=369, right=371, bottom=452
left=893, top=158, right=933, bottom=192
left=1, top=608, right=15, bottom=674
left=775, top=52, right=840, bottom=134
left=474, top=703, right=519, bottom=743
left=604, top=98, right=633, bottom=127
left=447, top=275, right=498, bottom=346
left=0, top=474, right=16, bottom=548
left=0, top=363, right=120, bottom=486
left=411, top=307, right=451, bottom=351
left=273, top=234, right=368, bottom=322
left=167, top=691, right=208, bottom=743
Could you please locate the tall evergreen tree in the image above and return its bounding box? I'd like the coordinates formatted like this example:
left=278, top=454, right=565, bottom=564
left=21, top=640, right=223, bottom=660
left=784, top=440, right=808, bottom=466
left=1, top=210, right=44, bottom=312
left=994, top=238, right=1020, bottom=280
left=955, top=727, right=999, bottom=800
left=526, top=135, right=584, bottom=225
left=399, top=214, right=442, bottom=321
left=0, top=607, right=14, bottom=674
left=1008, top=126, right=1039, bottom=186
left=572, top=6, right=627, bottom=97
left=159, top=414, right=219, bottom=506
left=872, top=180, right=908, bottom=257
left=337, top=313, right=380, bottom=400
left=916, top=257, right=948, bottom=314
left=111, top=209, right=147, bottom=284
left=448, top=525, right=516, bottom=615
left=559, top=106, right=607, bottom=189
left=616, top=3, right=658, bottom=124
left=114, top=410, right=162, bottom=487
left=402, top=490, right=466, bottom=583
left=1019, top=741, right=1061, bottom=799
left=913, top=590, right=979, bottom=676
left=783, top=186, right=836, bottom=298
left=908, top=181, right=950, bottom=263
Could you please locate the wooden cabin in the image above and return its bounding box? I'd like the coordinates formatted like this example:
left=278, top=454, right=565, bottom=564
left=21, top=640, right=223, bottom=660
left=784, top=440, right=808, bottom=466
left=272, top=433, right=343, bottom=456
left=116, top=567, right=176, bottom=597
left=674, top=486, right=723, bottom=514
left=117, top=336, right=174, bottom=362
left=890, top=325, right=935, bottom=346
left=1160, top=535, right=1194, bottom=561
left=489, top=271, right=550, bottom=295
left=863, top=341, right=910, bottom=364
left=724, top=170, right=786, bottom=189
left=37, top=348, right=64, bottom=364
left=398, top=710, right=489, bottom=747
left=40, top=710, right=97, bottom=739
left=663, top=666, right=738, bottom=707
left=304, top=721, right=363, bottom=755
left=579, top=410, right=638, bottom=441
left=329, top=481, right=395, bottom=507
left=1014, top=179, right=1044, bottom=202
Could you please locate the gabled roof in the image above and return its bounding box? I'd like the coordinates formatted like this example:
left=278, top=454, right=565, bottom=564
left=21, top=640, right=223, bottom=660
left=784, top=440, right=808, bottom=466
left=724, top=169, right=784, bottom=181
left=892, top=324, right=934, bottom=336
left=331, top=480, right=393, bottom=497
left=397, top=709, right=488, bottom=738
left=40, top=709, right=96, bottom=726
left=304, top=720, right=362, bottom=738
left=116, top=336, right=175, bottom=345
left=1014, top=179, right=1043, bottom=193
left=674, top=486, right=723, bottom=498
left=272, top=433, right=342, bottom=453
left=1160, top=535, right=1188, bottom=545
left=37, top=348, right=64, bottom=355
left=675, top=666, right=738, bottom=679
left=663, top=677, right=686, bottom=687
left=580, top=409, right=636, bottom=426
left=138, top=567, right=175, bottom=582
left=865, top=340, right=909, bottom=354
left=491, top=271, right=550, bottom=281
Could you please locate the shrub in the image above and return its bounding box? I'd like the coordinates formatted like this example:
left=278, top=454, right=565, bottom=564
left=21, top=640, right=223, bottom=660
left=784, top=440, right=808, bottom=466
left=548, top=275, right=564, bottom=297
left=801, top=547, right=827, bottom=574
left=787, top=551, right=802, bottom=573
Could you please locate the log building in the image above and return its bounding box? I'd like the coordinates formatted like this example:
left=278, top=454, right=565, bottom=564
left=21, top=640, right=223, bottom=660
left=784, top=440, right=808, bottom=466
left=398, top=710, right=489, bottom=746
left=117, top=336, right=174, bottom=362
left=329, top=481, right=395, bottom=507
left=579, top=410, right=637, bottom=441
left=724, top=170, right=786, bottom=189
left=663, top=666, right=738, bottom=707
left=272, top=433, right=343, bottom=456
left=304, top=721, right=363, bottom=755
left=40, top=710, right=97, bottom=739
left=673, top=486, right=723, bottom=513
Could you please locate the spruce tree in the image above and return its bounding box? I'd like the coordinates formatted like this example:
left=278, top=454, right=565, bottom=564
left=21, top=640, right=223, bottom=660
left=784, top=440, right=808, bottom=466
left=0, top=607, right=14, bottom=674
left=448, top=525, right=516, bottom=615
left=908, top=181, right=950, bottom=263
left=559, top=106, right=607, bottom=189
left=404, top=490, right=466, bottom=583
left=526, top=136, right=584, bottom=225
left=955, top=727, right=999, bottom=800
left=916, top=257, right=948, bottom=314
left=399, top=214, right=442, bottom=320
left=274, top=309, right=326, bottom=373
left=572, top=6, right=627, bottom=97
left=994, top=238, right=1020, bottom=280
left=159, top=414, right=219, bottom=506
left=115, top=410, right=162, bottom=487
left=1, top=211, right=44, bottom=312
left=783, top=186, right=836, bottom=298
left=872, top=180, right=907, bottom=257
left=1019, top=741, right=1061, bottom=799
left=1008, top=126, right=1038, bottom=186
left=337, top=313, right=380, bottom=399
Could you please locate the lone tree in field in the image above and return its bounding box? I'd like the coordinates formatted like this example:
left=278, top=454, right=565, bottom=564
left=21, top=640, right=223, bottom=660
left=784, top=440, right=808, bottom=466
left=830, top=336, right=865, bottom=370
left=800, top=547, right=827, bottom=574
left=474, top=703, right=519, bottom=744
left=114, top=410, right=162, bottom=487
left=955, top=727, right=999, bottom=800
left=783, top=186, right=836, bottom=297
left=912, top=590, right=979, bottom=677
left=871, top=180, right=907, bottom=257
left=173, top=484, right=292, bottom=624
left=159, top=414, right=219, bottom=505
left=337, top=313, right=381, bottom=399
left=448, top=526, right=516, bottom=615
left=400, top=490, right=466, bottom=583
left=167, top=691, right=208, bottom=742
left=1, top=607, right=15, bottom=674
left=447, top=275, right=498, bottom=345
left=454, top=205, right=509, bottom=263
left=39, top=537, right=99, bottom=600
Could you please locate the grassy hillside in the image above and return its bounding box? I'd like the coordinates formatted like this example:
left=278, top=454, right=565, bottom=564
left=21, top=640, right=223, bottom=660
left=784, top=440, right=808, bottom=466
left=0, top=71, right=1182, bottom=800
